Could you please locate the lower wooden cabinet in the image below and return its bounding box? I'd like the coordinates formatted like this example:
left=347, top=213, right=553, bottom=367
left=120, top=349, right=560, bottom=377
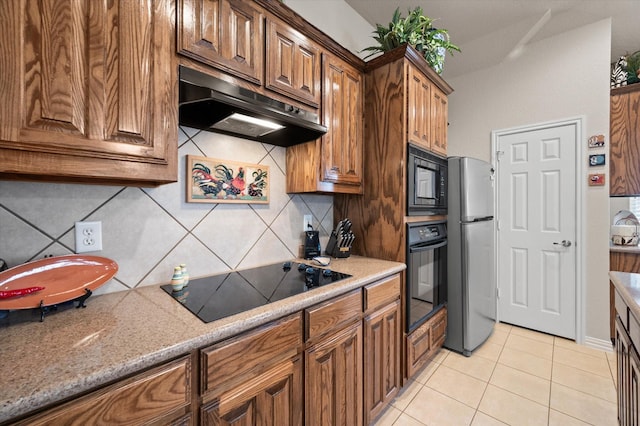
left=15, top=355, right=192, bottom=425
left=614, top=287, right=640, bottom=426
left=406, top=306, right=447, bottom=379
left=305, top=321, right=363, bottom=426
left=364, top=299, right=401, bottom=424
left=200, top=355, right=303, bottom=426
left=9, top=273, right=406, bottom=426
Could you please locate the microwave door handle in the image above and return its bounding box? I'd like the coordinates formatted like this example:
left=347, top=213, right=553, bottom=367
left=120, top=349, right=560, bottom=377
left=409, top=240, right=447, bottom=253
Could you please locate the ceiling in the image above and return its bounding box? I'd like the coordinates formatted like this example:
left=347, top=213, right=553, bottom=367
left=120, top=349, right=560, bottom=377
left=344, top=0, right=639, bottom=78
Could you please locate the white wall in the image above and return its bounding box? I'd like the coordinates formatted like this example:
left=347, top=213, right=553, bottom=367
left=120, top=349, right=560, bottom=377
left=447, top=19, right=612, bottom=343
left=285, top=0, right=374, bottom=59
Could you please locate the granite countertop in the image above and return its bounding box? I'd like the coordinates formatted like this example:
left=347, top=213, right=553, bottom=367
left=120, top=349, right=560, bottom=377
left=609, top=271, right=640, bottom=322
left=0, top=256, right=405, bottom=423
left=610, top=242, right=640, bottom=253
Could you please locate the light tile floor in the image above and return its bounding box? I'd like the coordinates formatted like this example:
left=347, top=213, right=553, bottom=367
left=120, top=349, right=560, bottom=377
left=373, top=322, right=618, bottom=426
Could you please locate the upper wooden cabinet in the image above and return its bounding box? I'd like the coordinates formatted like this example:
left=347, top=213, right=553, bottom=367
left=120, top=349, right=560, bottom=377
left=286, top=53, right=364, bottom=194
left=406, top=61, right=448, bottom=157
left=407, top=64, right=432, bottom=150
left=266, top=18, right=321, bottom=108
left=0, top=0, right=178, bottom=185
left=320, top=53, right=364, bottom=187
left=610, top=84, right=640, bottom=196
left=431, top=86, right=448, bottom=157
left=177, top=0, right=264, bottom=85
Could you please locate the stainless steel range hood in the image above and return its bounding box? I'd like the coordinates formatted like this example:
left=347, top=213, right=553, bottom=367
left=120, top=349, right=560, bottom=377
left=179, top=66, right=327, bottom=146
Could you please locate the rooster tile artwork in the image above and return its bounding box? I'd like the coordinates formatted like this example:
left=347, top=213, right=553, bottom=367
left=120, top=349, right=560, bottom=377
left=187, top=155, right=269, bottom=204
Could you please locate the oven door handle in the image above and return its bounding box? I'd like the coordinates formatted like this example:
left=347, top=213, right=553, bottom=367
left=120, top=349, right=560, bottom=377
left=409, top=240, right=447, bottom=253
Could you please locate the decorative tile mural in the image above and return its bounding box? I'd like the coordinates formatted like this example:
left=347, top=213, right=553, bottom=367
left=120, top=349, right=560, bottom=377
left=0, top=127, right=333, bottom=295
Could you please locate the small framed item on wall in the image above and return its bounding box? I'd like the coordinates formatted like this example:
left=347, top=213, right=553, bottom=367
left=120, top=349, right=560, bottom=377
left=187, top=155, right=269, bottom=204
left=589, top=154, right=606, bottom=167
left=588, top=173, right=606, bottom=186
left=588, top=134, right=605, bottom=148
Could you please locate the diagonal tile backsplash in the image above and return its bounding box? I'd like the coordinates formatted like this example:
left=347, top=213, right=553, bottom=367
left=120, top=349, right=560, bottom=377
left=0, top=127, right=333, bottom=295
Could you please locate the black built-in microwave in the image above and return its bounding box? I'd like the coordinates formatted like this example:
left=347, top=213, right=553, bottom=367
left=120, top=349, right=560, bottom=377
left=407, top=144, right=447, bottom=216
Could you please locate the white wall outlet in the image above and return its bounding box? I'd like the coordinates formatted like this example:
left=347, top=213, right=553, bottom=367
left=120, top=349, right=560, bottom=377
left=303, top=214, right=313, bottom=232
left=75, top=221, right=103, bottom=253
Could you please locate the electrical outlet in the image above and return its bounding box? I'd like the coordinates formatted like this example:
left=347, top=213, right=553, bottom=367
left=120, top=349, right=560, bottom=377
left=303, top=214, right=313, bottom=232
left=75, top=221, right=103, bottom=253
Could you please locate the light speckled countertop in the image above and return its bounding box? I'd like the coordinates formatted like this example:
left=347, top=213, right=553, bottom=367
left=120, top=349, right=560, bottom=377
left=0, top=256, right=405, bottom=423
left=609, top=271, right=640, bottom=322
left=610, top=243, right=640, bottom=253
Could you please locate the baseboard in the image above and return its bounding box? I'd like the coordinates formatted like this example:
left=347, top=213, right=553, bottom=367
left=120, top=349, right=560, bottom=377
left=584, top=335, right=614, bottom=352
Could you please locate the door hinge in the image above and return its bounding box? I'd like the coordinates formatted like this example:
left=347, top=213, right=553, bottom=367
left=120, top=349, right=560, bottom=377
left=496, top=150, right=505, bottom=161
left=497, top=287, right=501, bottom=299
left=497, top=220, right=501, bottom=231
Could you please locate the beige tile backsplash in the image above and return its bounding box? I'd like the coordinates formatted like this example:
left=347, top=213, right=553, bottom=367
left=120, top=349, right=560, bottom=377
left=0, top=127, right=333, bottom=295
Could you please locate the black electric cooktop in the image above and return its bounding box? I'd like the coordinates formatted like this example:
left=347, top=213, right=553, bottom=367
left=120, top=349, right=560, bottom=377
left=161, top=261, right=351, bottom=323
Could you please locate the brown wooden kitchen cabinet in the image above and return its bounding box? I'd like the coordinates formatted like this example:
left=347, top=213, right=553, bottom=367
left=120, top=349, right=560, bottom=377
left=406, top=61, right=449, bottom=157
left=177, top=0, right=265, bottom=85
left=406, top=306, right=447, bottom=379
left=306, top=321, right=363, bottom=426
left=304, top=289, right=363, bottom=425
left=610, top=84, right=640, bottom=196
left=0, top=0, right=178, bottom=185
left=363, top=275, right=402, bottom=424
left=334, top=45, right=452, bottom=384
left=201, top=356, right=303, bottom=425
left=614, top=287, right=640, bottom=426
left=266, top=18, right=321, bottom=108
left=14, top=355, right=192, bottom=425
left=286, top=53, right=364, bottom=194
left=610, top=251, right=640, bottom=341
left=199, top=313, right=303, bottom=426
left=431, top=86, right=449, bottom=157
left=407, top=64, right=432, bottom=151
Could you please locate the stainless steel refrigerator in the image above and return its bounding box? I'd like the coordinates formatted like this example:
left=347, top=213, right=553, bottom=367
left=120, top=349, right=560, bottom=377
left=445, top=157, right=496, bottom=356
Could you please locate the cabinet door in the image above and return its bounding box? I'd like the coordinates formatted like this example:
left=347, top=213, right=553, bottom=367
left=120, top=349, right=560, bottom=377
left=406, top=307, right=447, bottom=380
left=631, top=346, right=640, bottom=426
left=407, top=64, right=431, bottom=150
left=201, top=356, right=303, bottom=426
left=266, top=19, right=321, bottom=107
left=617, top=315, right=631, bottom=426
left=364, top=300, right=401, bottom=424
left=430, top=86, right=448, bottom=157
left=0, top=0, right=177, bottom=184
left=610, top=88, right=640, bottom=195
left=321, top=53, right=363, bottom=188
left=177, top=0, right=264, bottom=85
left=306, top=321, right=363, bottom=426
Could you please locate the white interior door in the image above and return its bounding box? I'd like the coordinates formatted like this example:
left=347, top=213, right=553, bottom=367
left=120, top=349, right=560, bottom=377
left=495, top=121, right=577, bottom=339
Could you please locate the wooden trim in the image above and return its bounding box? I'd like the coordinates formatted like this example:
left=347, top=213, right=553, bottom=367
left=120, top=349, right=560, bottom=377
left=365, top=44, right=453, bottom=95
left=612, top=83, right=640, bottom=96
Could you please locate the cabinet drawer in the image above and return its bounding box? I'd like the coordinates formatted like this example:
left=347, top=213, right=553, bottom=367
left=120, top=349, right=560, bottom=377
left=615, top=289, right=629, bottom=329
left=18, top=356, right=191, bottom=425
left=201, top=313, right=302, bottom=396
left=305, top=289, right=362, bottom=341
left=630, top=311, right=640, bottom=350
left=364, top=274, right=400, bottom=313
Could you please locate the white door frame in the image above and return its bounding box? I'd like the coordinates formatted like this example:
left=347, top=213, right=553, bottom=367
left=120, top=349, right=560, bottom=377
left=491, top=116, right=585, bottom=344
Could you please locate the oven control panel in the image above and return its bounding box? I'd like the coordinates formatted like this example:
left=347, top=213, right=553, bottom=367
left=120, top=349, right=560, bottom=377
left=407, top=221, right=447, bottom=245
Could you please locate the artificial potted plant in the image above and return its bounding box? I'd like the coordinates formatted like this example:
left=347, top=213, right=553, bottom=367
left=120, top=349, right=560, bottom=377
left=362, top=7, right=460, bottom=74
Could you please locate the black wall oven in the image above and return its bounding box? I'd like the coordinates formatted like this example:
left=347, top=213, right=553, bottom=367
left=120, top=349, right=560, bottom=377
left=407, top=144, right=447, bottom=216
left=406, top=220, right=447, bottom=332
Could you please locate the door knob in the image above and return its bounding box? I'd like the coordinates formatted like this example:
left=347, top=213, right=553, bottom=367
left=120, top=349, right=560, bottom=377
left=553, top=240, right=572, bottom=247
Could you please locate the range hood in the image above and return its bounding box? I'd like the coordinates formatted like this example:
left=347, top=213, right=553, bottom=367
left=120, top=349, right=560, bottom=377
left=179, top=66, right=327, bottom=146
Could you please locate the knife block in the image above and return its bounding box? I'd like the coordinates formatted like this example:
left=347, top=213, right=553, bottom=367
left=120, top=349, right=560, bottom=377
left=325, top=231, right=352, bottom=258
